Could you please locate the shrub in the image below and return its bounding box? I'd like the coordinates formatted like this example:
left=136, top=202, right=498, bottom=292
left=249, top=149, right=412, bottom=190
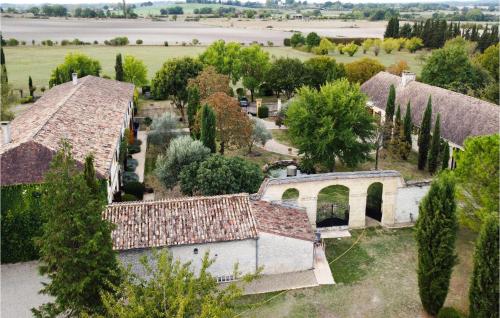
left=290, top=33, right=305, bottom=47
left=155, top=136, right=211, bottom=189
left=148, top=112, right=179, bottom=146
left=144, top=117, right=153, bottom=127
left=345, top=57, right=385, bottom=84
left=125, top=158, right=138, bottom=172
left=437, top=307, right=462, bottom=318
left=122, top=181, right=145, bottom=199
left=257, top=105, right=269, bottom=118
left=164, top=41, right=169, bottom=46
left=20, top=96, right=34, bottom=104
left=21, top=41, right=26, bottom=45
left=93, top=40, right=98, bottom=44
left=127, top=143, right=141, bottom=154
left=382, top=38, right=399, bottom=54
left=6, top=38, right=19, bottom=46
left=121, top=193, right=138, bottom=201
left=343, top=42, right=359, bottom=57
left=136, top=39, right=143, bottom=45
left=236, top=87, right=245, bottom=97
left=104, top=36, right=129, bottom=46
left=123, top=171, right=139, bottom=183
left=283, top=38, right=291, bottom=46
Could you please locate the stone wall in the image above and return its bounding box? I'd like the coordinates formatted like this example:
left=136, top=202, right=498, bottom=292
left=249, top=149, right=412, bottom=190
left=257, top=232, right=314, bottom=275
left=395, top=181, right=431, bottom=223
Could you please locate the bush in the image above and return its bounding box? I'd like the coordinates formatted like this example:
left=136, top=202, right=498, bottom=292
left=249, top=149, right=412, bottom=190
left=125, top=158, right=138, bottom=171
left=93, top=40, right=98, bottom=44
left=236, top=87, right=245, bottom=97
left=343, top=42, right=359, bottom=56
left=164, top=41, right=169, bottom=46
left=123, top=171, right=139, bottom=183
left=121, top=193, right=138, bottom=201
left=122, top=181, right=145, bottom=199
left=136, top=39, right=143, bottom=45
left=283, top=38, right=291, bottom=46
left=437, top=307, right=462, bottom=318
left=257, top=105, right=269, bottom=118
left=6, top=38, right=19, bottom=46
left=127, top=143, right=141, bottom=154
left=104, top=36, right=129, bottom=46
left=20, top=96, right=34, bottom=104
left=144, top=117, right=153, bottom=127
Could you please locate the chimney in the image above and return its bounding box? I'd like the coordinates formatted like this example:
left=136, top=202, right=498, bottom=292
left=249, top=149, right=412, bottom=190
left=401, top=71, right=416, bottom=87
left=1, top=121, right=11, bottom=144
left=72, top=73, right=78, bottom=85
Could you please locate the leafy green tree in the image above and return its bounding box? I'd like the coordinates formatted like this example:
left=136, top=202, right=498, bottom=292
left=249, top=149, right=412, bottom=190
left=100, top=250, right=248, bottom=317
left=476, top=44, right=499, bottom=82
left=400, top=102, right=412, bottom=160
left=115, top=53, right=124, bottom=81
left=123, top=55, right=148, bottom=86
left=382, top=38, right=398, bottom=54
left=454, top=134, right=499, bottom=231
left=240, top=45, right=270, bottom=101
left=286, top=79, right=376, bottom=171
left=179, top=155, right=263, bottom=196
left=200, top=104, right=216, bottom=153
left=305, top=32, right=321, bottom=47
left=290, top=32, right=305, bottom=47
left=468, top=216, right=499, bottom=318
left=361, top=38, right=373, bottom=53
left=265, top=57, right=305, bottom=98
left=417, top=97, right=432, bottom=170
left=313, top=37, right=334, bottom=55
left=151, top=57, right=203, bottom=121
left=345, top=57, right=385, bottom=84
left=383, top=84, right=396, bottom=147
left=155, top=136, right=211, bottom=188
left=427, top=114, right=441, bottom=174
left=49, top=53, right=101, bottom=87
left=187, top=86, right=201, bottom=135
left=199, top=40, right=242, bottom=82
left=248, top=117, right=271, bottom=153
left=342, top=42, right=359, bottom=57
left=303, top=56, right=346, bottom=89
left=416, top=173, right=458, bottom=316
left=421, top=44, right=488, bottom=94
left=33, top=141, right=119, bottom=317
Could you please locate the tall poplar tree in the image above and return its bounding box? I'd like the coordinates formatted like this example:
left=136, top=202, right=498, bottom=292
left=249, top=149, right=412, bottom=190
left=383, top=84, right=396, bottom=147
left=200, top=104, right=216, bottom=153
left=416, top=173, right=458, bottom=316
left=441, top=141, right=450, bottom=170
left=115, top=53, right=124, bottom=81
left=468, top=216, right=499, bottom=318
left=33, top=142, right=120, bottom=317
left=391, top=104, right=401, bottom=154
left=417, top=97, right=432, bottom=170
left=28, top=76, right=35, bottom=97
left=427, top=114, right=441, bottom=174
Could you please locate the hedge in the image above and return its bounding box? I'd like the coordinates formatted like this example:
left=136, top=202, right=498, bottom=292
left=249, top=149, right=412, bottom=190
left=123, top=181, right=145, bottom=199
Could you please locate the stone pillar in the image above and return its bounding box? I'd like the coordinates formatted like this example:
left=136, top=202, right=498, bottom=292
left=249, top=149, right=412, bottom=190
left=256, top=98, right=262, bottom=112
left=297, top=195, right=317, bottom=226
left=348, top=190, right=368, bottom=228
left=381, top=187, right=398, bottom=226
left=277, top=99, right=282, bottom=112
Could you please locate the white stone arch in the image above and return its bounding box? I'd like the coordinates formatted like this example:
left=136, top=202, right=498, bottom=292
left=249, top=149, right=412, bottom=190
left=316, top=184, right=350, bottom=228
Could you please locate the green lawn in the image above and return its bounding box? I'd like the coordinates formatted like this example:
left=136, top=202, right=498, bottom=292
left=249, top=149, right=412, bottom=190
left=4, top=45, right=423, bottom=93
left=235, top=226, right=476, bottom=318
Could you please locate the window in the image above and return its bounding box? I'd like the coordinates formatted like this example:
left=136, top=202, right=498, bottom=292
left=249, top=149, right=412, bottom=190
left=216, top=275, right=235, bottom=283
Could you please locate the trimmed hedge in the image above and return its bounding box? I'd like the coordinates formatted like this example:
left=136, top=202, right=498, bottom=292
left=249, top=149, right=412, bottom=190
left=121, top=193, right=138, bottom=201
left=123, top=181, right=145, bottom=199
left=258, top=105, right=269, bottom=118
left=1, top=184, right=44, bottom=263
left=437, top=307, right=463, bottom=318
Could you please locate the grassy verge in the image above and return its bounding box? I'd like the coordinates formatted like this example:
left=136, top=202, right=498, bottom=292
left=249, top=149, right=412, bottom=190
left=270, top=129, right=295, bottom=148
left=235, top=226, right=475, bottom=318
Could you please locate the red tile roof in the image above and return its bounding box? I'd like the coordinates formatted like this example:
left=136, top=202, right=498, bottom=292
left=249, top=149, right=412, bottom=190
left=104, top=194, right=313, bottom=251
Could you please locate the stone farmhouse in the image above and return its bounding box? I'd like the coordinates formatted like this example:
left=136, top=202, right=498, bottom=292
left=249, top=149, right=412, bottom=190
left=361, top=71, right=499, bottom=168
left=0, top=75, right=135, bottom=203
left=104, top=193, right=315, bottom=280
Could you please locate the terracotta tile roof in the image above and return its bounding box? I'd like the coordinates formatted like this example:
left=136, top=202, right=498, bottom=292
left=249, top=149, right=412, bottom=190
left=104, top=194, right=314, bottom=251
left=1, top=76, right=134, bottom=184
left=251, top=200, right=314, bottom=242
left=361, top=71, right=499, bottom=147
left=104, top=194, right=259, bottom=250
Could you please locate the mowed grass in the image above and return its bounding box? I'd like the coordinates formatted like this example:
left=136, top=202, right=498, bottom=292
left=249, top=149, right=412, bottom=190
left=5, top=45, right=423, bottom=93
left=235, top=226, right=476, bottom=318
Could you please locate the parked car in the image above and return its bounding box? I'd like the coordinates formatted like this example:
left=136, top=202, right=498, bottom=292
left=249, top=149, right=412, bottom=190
left=239, top=96, right=249, bottom=107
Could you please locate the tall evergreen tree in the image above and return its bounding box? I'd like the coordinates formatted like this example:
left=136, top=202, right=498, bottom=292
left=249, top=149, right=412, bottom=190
left=391, top=104, right=401, bottom=154
left=1, top=47, right=13, bottom=120
left=28, top=75, right=35, bottom=97
left=383, top=84, right=396, bottom=147
left=1, top=47, right=5, bottom=66
left=33, top=142, right=120, bottom=317
left=187, top=86, right=201, bottom=136
left=200, top=104, right=217, bottom=153
left=417, top=97, right=432, bottom=170
left=427, top=114, right=441, bottom=174
left=416, top=173, right=458, bottom=316
left=441, top=140, right=450, bottom=170
left=384, top=17, right=399, bottom=38
left=468, top=216, right=499, bottom=318
left=115, top=53, right=124, bottom=81
left=83, top=154, right=99, bottom=194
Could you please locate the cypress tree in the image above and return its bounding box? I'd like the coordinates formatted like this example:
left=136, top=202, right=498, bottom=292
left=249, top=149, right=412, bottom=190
left=417, top=97, right=432, bottom=170
left=440, top=140, right=450, bottom=170
left=33, top=142, right=120, bottom=317
left=187, top=86, right=201, bottom=136
left=83, top=154, right=99, bottom=195
left=468, top=216, right=499, bottom=318
left=427, top=114, right=441, bottom=174
left=399, top=102, right=412, bottom=160
left=383, top=84, right=396, bottom=147
left=416, top=173, right=458, bottom=316
left=115, top=53, right=124, bottom=81
left=1, top=47, right=5, bottom=66
left=200, top=104, right=216, bottom=153
left=28, top=76, right=35, bottom=97
left=391, top=104, right=401, bottom=155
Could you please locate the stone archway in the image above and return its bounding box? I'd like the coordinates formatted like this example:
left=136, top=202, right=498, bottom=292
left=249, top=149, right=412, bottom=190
left=366, top=182, right=383, bottom=222
left=316, top=185, right=350, bottom=228
left=281, top=188, right=299, bottom=206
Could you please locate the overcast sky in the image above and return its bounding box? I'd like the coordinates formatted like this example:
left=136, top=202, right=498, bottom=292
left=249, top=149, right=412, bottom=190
left=4, top=0, right=469, bottom=5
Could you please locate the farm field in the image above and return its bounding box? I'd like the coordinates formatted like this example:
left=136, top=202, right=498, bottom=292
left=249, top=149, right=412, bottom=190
left=4, top=45, right=424, bottom=92
left=235, top=226, right=476, bottom=318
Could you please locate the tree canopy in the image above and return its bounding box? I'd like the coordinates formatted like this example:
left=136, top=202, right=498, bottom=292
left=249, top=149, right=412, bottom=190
left=49, top=53, right=101, bottom=87
left=123, top=55, right=148, bottom=86
left=187, top=66, right=230, bottom=100
left=199, top=40, right=242, bottom=82
left=265, top=57, right=305, bottom=99
left=285, top=79, right=376, bottom=171
left=240, top=44, right=270, bottom=101
left=345, top=57, right=385, bottom=84
left=303, top=56, right=346, bottom=89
